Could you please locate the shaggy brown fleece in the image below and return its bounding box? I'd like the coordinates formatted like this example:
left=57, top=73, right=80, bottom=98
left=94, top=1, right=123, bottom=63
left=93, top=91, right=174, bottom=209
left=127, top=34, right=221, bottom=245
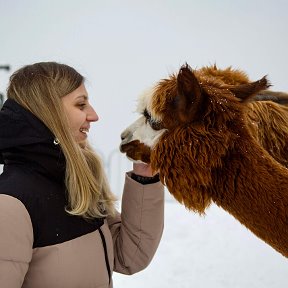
left=246, top=101, right=288, bottom=167
left=195, top=65, right=288, bottom=168
left=149, top=65, right=288, bottom=257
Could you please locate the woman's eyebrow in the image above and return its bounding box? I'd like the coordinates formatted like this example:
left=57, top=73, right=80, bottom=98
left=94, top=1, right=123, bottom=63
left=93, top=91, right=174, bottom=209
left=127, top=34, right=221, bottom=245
left=76, top=95, right=88, bottom=100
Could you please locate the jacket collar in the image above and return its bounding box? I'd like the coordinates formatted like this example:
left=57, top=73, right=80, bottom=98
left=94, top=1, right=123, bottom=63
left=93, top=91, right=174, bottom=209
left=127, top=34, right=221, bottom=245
left=0, top=99, right=65, bottom=182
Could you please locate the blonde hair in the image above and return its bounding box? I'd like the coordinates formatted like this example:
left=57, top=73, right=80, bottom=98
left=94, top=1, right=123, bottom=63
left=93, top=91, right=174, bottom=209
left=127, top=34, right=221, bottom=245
left=7, top=62, right=117, bottom=218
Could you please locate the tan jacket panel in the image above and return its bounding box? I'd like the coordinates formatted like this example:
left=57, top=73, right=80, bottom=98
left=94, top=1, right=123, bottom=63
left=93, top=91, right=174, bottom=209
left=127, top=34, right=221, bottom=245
left=23, top=228, right=112, bottom=288
left=0, top=195, right=33, bottom=288
left=108, top=173, right=165, bottom=274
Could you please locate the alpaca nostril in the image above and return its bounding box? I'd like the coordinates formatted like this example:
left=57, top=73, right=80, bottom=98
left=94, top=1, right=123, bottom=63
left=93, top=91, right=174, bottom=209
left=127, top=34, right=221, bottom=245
left=120, top=130, right=129, bottom=141
left=121, top=134, right=128, bottom=141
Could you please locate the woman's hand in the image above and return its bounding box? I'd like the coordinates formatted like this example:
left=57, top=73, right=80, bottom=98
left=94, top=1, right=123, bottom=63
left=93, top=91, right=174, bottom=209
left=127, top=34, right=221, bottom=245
left=132, top=163, right=157, bottom=177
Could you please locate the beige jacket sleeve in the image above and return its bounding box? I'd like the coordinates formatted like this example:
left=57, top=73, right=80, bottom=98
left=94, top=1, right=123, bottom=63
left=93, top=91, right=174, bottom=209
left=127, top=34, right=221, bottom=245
left=107, top=173, right=164, bottom=275
left=0, top=195, right=33, bottom=288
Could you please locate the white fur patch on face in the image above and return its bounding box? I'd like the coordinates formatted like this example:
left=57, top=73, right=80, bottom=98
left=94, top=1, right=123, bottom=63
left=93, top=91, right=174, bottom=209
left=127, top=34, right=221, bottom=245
left=137, top=86, right=164, bottom=121
left=120, top=85, right=166, bottom=149
left=136, top=87, right=154, bottom=114
left=120, top=116, right=166, bottom=148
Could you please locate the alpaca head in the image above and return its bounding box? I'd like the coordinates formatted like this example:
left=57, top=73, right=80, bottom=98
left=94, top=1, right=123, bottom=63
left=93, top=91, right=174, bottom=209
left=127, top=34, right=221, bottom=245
left=120, top=64, right=269, bottom=213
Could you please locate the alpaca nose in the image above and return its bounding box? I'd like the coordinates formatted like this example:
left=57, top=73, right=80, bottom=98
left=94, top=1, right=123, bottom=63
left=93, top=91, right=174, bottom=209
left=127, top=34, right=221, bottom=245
left=121, top=130, right=129, bottom=141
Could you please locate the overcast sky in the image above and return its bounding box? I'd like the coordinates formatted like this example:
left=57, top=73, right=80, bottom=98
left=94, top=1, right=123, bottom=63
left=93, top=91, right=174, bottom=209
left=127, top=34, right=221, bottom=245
left=1, top=0, right=288, bottom=158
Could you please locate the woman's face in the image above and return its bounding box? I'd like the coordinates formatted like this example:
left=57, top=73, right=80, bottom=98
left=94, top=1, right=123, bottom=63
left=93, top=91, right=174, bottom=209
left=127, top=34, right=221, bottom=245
left=61, top=83, right=98, bottom=144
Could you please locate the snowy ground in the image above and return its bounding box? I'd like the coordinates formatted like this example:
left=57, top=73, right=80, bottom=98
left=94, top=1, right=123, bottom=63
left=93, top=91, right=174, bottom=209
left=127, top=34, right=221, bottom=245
left=113, top=192, right=288, bottom=288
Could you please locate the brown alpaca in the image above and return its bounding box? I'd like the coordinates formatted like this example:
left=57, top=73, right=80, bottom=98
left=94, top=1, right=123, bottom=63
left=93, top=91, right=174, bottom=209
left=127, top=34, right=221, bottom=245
left=120, top=64, right=288, bottom=257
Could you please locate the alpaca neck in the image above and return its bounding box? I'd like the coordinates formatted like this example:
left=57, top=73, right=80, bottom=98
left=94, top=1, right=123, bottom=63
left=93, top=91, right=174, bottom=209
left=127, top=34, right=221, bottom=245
left=211, top=137, right=288, bottom=257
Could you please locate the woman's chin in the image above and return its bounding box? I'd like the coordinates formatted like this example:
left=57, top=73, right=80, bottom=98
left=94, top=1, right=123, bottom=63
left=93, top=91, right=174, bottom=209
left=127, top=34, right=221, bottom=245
left=75, top=132, right=87, bottom=143
left=77, top=138, right=88, bottom=148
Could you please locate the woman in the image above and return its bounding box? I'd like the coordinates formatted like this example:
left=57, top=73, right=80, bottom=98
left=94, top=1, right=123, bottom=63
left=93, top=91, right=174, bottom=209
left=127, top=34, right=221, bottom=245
left=0, top=62, right=164, bottom=288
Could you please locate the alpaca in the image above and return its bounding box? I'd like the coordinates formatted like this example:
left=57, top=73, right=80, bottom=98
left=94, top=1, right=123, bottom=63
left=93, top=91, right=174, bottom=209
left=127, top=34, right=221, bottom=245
left=120, top=64, right=288, bottom=257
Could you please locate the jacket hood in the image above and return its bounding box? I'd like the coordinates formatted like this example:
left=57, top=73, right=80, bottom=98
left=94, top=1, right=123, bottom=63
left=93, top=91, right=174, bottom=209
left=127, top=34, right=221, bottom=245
left=0, top=99, right=65, bottom=181
left=0, top=99, right=54, bottom=153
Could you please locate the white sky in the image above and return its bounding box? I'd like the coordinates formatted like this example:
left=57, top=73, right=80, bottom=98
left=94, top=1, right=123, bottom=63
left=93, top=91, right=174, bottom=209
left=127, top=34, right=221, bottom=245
left=1, top=0, right=288, bottom=157
left=0, top=1, right=288, bottom=286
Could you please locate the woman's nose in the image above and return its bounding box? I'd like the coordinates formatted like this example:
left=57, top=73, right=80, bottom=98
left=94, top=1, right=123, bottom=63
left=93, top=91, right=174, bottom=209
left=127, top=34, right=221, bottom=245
left=87, top=106, right=99, bottom=122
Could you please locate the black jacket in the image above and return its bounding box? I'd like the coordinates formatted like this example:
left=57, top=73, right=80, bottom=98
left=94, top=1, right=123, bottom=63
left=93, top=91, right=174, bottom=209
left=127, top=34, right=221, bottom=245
left=0, top=99, right=104, bottom=248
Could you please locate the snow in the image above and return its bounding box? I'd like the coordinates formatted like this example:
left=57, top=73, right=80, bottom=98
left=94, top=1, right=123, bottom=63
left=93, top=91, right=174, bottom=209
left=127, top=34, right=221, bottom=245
left=113, top=193, right=288, bottom=287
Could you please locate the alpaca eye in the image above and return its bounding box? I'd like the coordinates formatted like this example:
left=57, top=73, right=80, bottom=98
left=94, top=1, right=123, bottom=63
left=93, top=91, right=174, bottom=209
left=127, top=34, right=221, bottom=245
left=143, top=109, right=151, bottom=123
left=150, top=119, right=164, bottom=131
left=143, top=109, right=151, bottom=120
left=143, top=109, right=163, bottom=130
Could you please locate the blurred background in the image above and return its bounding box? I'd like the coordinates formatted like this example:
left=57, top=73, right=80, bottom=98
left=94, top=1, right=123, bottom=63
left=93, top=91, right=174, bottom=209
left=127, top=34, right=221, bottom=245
left=1, top=0, right=287, bottom=287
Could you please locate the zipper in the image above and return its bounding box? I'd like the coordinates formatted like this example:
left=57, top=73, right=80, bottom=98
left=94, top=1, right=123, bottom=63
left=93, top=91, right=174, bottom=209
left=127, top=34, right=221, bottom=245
left=99, top=227, right=111, bottom=285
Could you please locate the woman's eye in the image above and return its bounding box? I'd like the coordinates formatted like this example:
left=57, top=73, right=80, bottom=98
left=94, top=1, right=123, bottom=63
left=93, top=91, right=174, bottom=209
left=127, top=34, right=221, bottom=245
left=77, top=103, right=86, bottom=110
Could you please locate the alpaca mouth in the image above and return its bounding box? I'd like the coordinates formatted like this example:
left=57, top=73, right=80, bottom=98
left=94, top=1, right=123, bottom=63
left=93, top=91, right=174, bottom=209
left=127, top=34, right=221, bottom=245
left=120, top=141, right=151, bottom=163
left=119, top=142, right=136, bottom=154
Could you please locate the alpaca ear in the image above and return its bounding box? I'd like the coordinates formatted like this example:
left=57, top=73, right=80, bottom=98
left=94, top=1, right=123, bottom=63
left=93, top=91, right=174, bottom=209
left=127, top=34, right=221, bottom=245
left=176, top=63, right=203, bottom=122
left=228, top=76, right=270, bottom=102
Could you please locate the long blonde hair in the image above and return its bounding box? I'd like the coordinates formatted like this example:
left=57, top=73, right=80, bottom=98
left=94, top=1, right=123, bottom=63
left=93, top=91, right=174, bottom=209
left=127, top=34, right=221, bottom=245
left=7, top=62, right=117, bottom=218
